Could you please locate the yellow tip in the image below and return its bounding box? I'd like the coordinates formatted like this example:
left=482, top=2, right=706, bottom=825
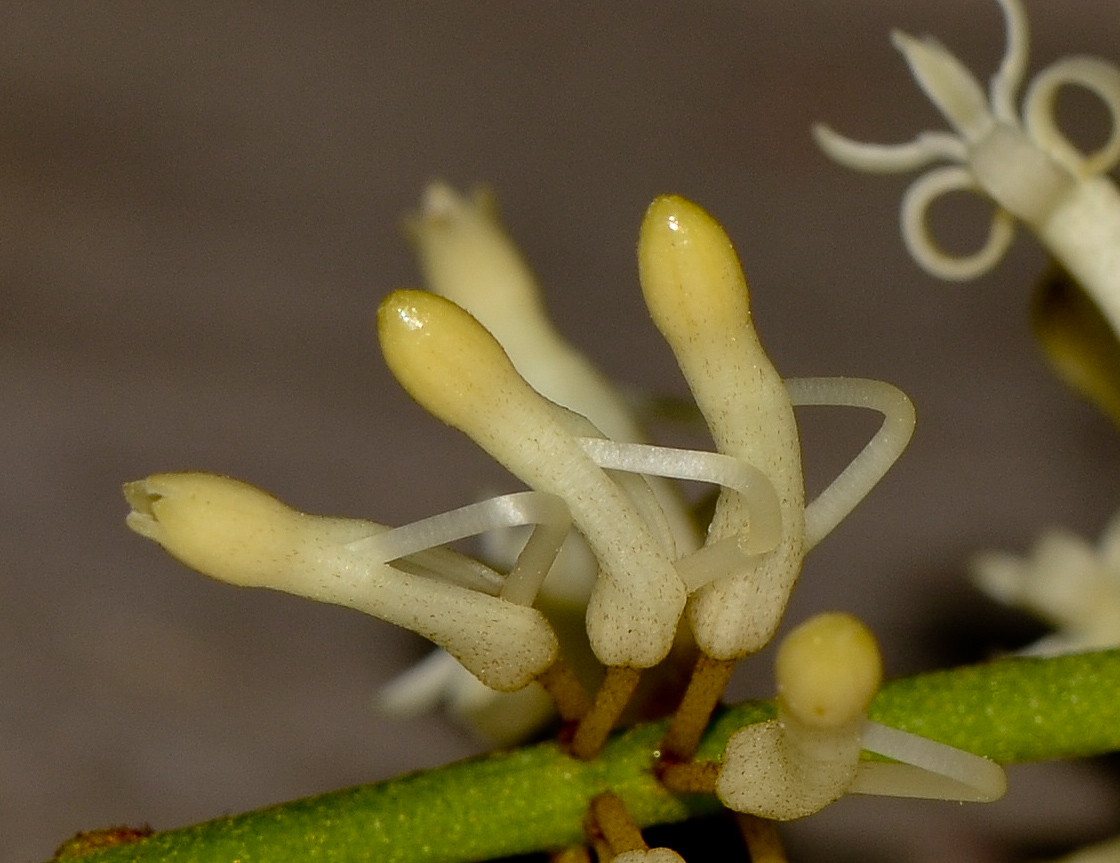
left=775, top=612, right=882, bottom=729
left=377, top=289, right=547, bottom=445
left=123, top=473, right=307, bottom=588
left=637, top=195, right=753, bottom=349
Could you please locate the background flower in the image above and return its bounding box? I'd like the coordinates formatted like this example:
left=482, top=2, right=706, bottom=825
left=973, top=510, right=1120, bottom=655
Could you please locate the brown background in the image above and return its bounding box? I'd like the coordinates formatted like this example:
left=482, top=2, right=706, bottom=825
left=2, top=2, right=1119, bottom=861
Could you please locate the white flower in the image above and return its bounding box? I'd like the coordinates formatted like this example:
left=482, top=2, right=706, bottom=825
left=972, top=511, right=1120, bottom=655
left=636, top=197, right=916, bottom=662
left=378, top=288, right=692, bottom=672
left=815, top=0, right=1120, bottom=337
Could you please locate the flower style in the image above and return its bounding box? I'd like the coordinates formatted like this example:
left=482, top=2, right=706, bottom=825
left=814, top=0, right=1120, bottom=337
left=972, top=510, right=1120, bottom=655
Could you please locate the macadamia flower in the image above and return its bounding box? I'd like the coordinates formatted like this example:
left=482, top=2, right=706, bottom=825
left=816, top=0, right=1120, bottom=338
left=124, top=473, right=562, bottom=692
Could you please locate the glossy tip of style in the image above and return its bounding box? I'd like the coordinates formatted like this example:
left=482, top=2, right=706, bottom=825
left=637, top=195, right=753, bottom=346
left=377, top=289, right=528, bottom=433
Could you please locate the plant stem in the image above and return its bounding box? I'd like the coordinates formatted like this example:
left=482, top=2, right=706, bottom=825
left=60, top=649, right=1120, bottom=863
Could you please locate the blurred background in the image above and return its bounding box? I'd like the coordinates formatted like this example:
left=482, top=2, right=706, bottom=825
left=2, top=1, right=1120, bottom=861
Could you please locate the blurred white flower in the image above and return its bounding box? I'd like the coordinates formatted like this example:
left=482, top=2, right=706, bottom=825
left=815, top=0, right=1120, bottom=338
left=972, top=512, right=1120, bottom=655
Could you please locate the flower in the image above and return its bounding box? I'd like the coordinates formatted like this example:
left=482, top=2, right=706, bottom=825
left=126, top=186, right=917, bottom=757
left=712, top=613, right=1004, bottom=820
left=637, top=196, right=806, bottom=661
left=972, top=511, right=1120, bottom=655
left=123, top=472, right=563, bottom=692
left=814, top=0, right=1120, bottom=337
left=377, top=288, right=691, bottom=672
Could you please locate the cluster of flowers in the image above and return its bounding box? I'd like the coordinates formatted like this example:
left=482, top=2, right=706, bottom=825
left=118, top=0, right=1120, bottom=857
left=123, top=185, right=1005, bottom=861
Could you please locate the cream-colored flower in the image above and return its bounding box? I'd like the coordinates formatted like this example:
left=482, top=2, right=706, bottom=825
left=637, top=196, right=916, bottom=662
left=378, top=288, right=691, bottom=671
left=972, top=511, right=1120, bottom=655
left=815, top=0, right=1120, bottom=337
left=123, top=473, right=565, bottom=693
left=716, top=613, right=1005, bottom=820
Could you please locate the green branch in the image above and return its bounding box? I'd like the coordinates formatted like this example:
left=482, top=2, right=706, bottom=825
left=58, top=649, right=1120, bottom=863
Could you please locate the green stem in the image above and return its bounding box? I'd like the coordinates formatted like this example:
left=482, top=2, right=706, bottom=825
left=58, top=650, right=1120, bottom=863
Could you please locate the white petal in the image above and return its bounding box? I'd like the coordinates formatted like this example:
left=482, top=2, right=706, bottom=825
left=891, top=29, right=994, bottom=141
